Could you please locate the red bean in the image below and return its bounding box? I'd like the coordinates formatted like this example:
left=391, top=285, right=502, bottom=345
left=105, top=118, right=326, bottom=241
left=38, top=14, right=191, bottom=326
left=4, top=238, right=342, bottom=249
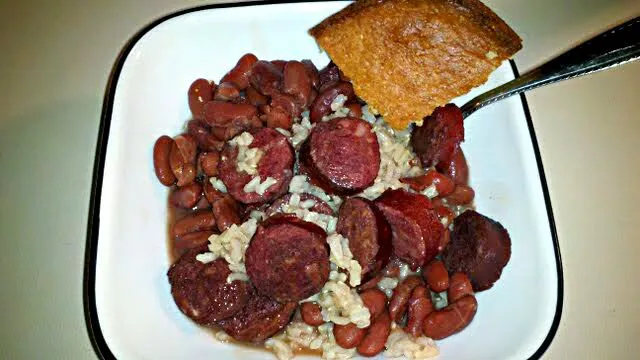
left=448, top=272, right=474, bottom=303
left=423, top=295, right=478, bottom=340
left=214, top=82, right=240, bottom=101
left=203, top=101, right=258, bottom=127
left=405, top=286, right=434, bottom=337
left=211, top=194, right=242, bottom=232
left=359, top=288, right=387, bottom=320
left=186, top=120, right=224, bottom=152
left=198, top=151, right=220, bottom=177
left=221, top=53, right=258, bottom=90
left=174, top=230, right=213, bottom=257
left=347, top=103, right=363, bottom=118
left=153, top=135, right=176, bottom=186
left=424, top=260, right=449, bottom=293
left=357, top=311, right=392, bottom=357
left=249, top=60, right=282, bottom=96
left=188, top=79, right=214, bottom=120
left=437, top=147, right=469, bottom=186
left=283, top=60, right=312, bottom=108
left=172, top=210, right=216, bottom=239
left=246, top=86, right=269, bottom=107
left=169, top=183, right=203, bottom=209
left=301, top=59, right=320, bottom=89
left=445, top=185, right=475, bottom=205
left=334, top=323, right=367, bottom=349
left=300, top=302, right=324, bottom=326
left=400, top=169, right=455, bottom=197
left=169, top=135, right=197, bottom=186
left=310, top=81, right=355, bottom=123
left=388, top=275, right=423, bottom=323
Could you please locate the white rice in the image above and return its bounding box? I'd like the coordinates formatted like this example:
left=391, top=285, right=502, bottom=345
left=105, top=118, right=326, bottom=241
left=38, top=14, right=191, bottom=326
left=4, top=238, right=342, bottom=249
left=209, top=176, right=228, bottom=192
left=243, top=176, right=278, bottom=195
left=384, top=331, right=440, bottom=359
left=288, top=175, right=343, bottom=212
left=291, top=115, right=313, bottom=148
left=326, top=233, right=362, bottom=287
left=230, top=132, right=264, bottom=176
left=316, top=271, right=370, bottom=328
left=195, top=218, right=258, bottom=282
left=421, top=184, right=439, bottom=199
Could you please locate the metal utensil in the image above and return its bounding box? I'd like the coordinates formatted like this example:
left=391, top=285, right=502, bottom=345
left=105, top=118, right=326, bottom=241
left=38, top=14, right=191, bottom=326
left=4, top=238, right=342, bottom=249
left=460, top=16, right=640, bottom=118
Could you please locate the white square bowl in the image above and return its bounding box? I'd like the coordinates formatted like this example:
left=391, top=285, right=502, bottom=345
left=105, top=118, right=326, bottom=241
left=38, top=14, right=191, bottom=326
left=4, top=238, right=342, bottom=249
left=84, top=2, right=563, bottom=359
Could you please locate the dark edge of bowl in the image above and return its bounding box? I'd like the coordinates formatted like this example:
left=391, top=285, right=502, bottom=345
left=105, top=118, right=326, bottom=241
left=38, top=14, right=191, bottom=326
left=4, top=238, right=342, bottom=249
left=509, top=59, right=564, bottom=360
left=82, top=1, right=564, bottom=358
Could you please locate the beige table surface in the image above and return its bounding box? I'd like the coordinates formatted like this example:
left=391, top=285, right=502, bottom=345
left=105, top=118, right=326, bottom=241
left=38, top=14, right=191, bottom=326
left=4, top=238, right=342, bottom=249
left=1, top=0, right=639, bottom=359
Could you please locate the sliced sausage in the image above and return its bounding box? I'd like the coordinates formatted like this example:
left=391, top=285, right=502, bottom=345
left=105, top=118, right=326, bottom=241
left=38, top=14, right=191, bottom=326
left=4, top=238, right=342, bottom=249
left=422, top=295, right=478, bottom=340
left=400, top=169, right=455, bottom=197
left=436, top=147, right=469, bottom=186
left=169, top=183, right=203, bottom=209
left=337, top=197, right=392, bottom=276
left=299, top=117, right=379, bottom=195
left=405, top=286, right=434, bottom=337
left=334, top=323, right=367, bottom=349
left=217, top=289, right=297, bottom=343
left=168, top=245, right=250, bottom=324
left=188, top=78, right=214, bottom=120
left=265, top=193, right=334, bottom=217
left=153, top=135, right=176, bottom=186
left=218, top=128, right=294, bottom=204
left=357, top=311, right=392, bottom=357
left=423, top=259, right=449, bottom=293
left=388, top=275, right=423, bottom=323
left=442, top=210, right=511, bottom=291
left=411, top=104, right=464, bottom=168
left=300, top=302, right=324, bottom=327
left=245, top=215, right=329, bottom=302
left=220, top=53, right=258, bottom=90
left=375, top=189, right=444, bottom=270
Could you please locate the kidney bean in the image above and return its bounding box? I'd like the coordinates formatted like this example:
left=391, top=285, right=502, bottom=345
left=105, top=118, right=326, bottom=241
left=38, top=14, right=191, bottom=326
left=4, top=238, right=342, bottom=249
left=214, top=82, right=240, bottom=101
left=283, top=61, right=312, bottom=108
left=318, top=61, right=340, bottom=92
left=221, top=53, right=258, bottom=90
left=172, top=210, right=216, bottom=239
left=388, top=275, right=423, bottom=323
left=169, top=183, right=203, bottom=209
left=405, top=286, right=434, bottom=337
left=153, top=135, right=176, bottom=186
left=203, top=101, right=258, bottom=127
left=246, top=86, right=269, bottom=107
left=232, top=95, right=250, bottom=105
left=334, top=323, right=367, bottom=349
left=338, top=68, right=351, bottom=82
left=308, top=88, right=318, bottom=109
left=301, top=59, right=320, bottom=89
left=188, top=78, right=214, bottom=120
left=266, top=108, right=293, bottom=130
left=424, top=260, right=449, bottom=293
left=198, top=151, right=220, bottom=177
left=310, top=81, right=355, bottom=123
left=249, top=60, right=282, bottom=96
left=358, top=273, right=383, bottom=291
left=187, top=120, right=224, bottom=152
left=270, top=60, right=287, bottom=72
left=174, top=230, right=214, bottom=257
left=438, top=228, right=450, bottom=253
left=359, top=288, right=387, bottom=320
left=271, top=92, right=302, bottom=119
left=357, top=311, right=392, bottom=357
left=347, top=103, right=363, bottom=118
left=436, top=147, right=469, bottom=186
left=448, top=272, right=474, bottom=303
left=210, top=116, right=263, bottom=141
left=169, top=135, right=197, bottom=186
left=444, top=185, right=475, bottom=205
left=423, top=295, right=478, bottom=340
left=300, top=302, right=324, bottom=326
left=400, top=169, right=455, bottom=197
left=193, top=195, right=211, bottom=210
left=211, top=194, right=242, bottom=232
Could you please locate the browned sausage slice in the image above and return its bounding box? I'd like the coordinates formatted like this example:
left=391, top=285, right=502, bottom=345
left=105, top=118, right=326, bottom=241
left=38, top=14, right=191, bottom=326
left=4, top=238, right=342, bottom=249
left=441, top=210, right=511, bottom=291
left=300, top=117, right=380, bottom=195
left=167, top=245, right=250, bottom=324
left=265, top=193, right=334, bottom=217
left=375, top=189, right=444, bottom=270
left=218, top=128, right=294, bottom=204
left=337, top=197, right=392, bottom=276
left=217, top=289, right=297, bottom=343
left=245, top=216, right=329, bottom=302
left=411, top=104, right=464, bottom=168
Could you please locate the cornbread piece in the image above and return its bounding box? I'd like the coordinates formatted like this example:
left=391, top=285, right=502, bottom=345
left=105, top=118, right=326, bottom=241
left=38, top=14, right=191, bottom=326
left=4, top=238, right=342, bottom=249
left=309, top=0, right=522, bottom=129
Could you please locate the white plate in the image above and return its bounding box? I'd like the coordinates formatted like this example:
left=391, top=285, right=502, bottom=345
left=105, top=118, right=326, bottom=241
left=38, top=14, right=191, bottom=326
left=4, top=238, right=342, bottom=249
left=84, top=2, right=563, bottom=359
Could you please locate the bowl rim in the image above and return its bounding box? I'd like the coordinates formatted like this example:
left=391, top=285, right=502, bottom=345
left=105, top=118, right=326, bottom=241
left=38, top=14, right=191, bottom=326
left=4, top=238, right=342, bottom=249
left=82, top=1, right=564, bottom=359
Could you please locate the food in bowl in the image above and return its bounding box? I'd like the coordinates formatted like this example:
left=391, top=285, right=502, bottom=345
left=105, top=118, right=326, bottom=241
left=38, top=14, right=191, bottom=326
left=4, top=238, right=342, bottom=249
left=152, top=0, right=521, bottom=358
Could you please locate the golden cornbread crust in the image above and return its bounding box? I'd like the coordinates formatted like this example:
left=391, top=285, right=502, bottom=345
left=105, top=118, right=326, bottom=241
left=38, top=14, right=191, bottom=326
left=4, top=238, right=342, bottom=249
left=309, top=0, right=522, bottom=129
